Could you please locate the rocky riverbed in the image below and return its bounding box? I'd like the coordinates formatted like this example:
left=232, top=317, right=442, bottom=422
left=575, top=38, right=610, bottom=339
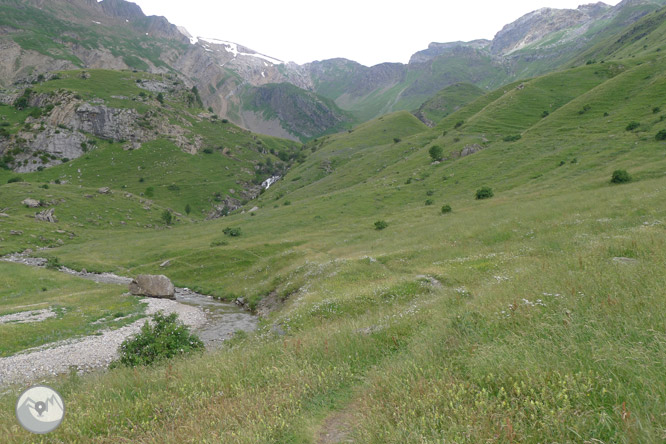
left=0, top=252, right=257, bottom=386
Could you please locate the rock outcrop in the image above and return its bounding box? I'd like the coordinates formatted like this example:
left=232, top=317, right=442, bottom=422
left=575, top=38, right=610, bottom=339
left=72, top=104, right=143, bottom=142
left=35, top=208, right=57, bottom=223
left=129, top=275, right=176, bottom=299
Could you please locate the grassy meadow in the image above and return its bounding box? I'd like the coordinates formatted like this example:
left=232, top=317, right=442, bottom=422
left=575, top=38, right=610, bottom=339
left=0, top=24, right=666, bottom=442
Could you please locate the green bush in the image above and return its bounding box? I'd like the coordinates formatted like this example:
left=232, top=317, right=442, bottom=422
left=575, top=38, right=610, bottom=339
left=475, top=186, right=494, bottom=200
left=7, top=176, right=23, bottom=183
left=626, top=121, right=640, bottom=131
left=425, top=199, right=434, bottom=206
left=202, top=148, right=213, bottom=154
left=503, top=134, right=522, bottom=142
left=113, top=312, right=204, bottom=368
left=655, top=129, right=666, bottom=141
left=145, top=186, right=154, bottom=197
left=429, top=145, right=443, bottom=162
left=161, top=210, right=173, bottom=226
left=611, top=169, right=631, bottom=184
left=374, top=220, right=388, bottom=230
left=223, top=227, right=242, bottom=237
left=185, top=203, right=192, bottom=215
left=441, top=204, right=452, bottom=214
left=156, top=92, right=164, bottom=104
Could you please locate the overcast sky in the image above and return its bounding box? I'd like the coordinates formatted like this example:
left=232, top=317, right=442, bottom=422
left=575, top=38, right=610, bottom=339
left=130, top=0, right=622, bottom=66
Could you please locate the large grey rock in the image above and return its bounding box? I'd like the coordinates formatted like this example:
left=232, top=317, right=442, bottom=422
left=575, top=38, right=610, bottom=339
left=129, top=275, right=176, bottom=299
left=34, top=208, right=57, bottom=223
left=22, top=198, right=41, bottom=208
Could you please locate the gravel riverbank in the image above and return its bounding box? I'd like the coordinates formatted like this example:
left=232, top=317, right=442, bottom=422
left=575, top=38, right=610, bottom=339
left=0, top=297, right=206, bottom=386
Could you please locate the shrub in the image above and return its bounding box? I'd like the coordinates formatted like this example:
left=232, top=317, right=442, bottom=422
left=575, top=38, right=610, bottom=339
left=541, top=110, right=549, bottom=118
left=145, top=186, right=154, bottom=197
left=425, top=199, right=434, bottom=206
left=503, top=134, right=522, bottom=142
left=626, top=121, right=640, bottom=131
left=653, top=106, right=661, bottom=114
left=655, top=129, right=666, bottom=141
left=7, top=176, right=23, bottom=183
left=374, top=220, right=388, bottom=230
left=393, top=137, right=401, bottom=144
left=223, top=227, right=242, bottom=237
left=426, top=190, right=434, bottom=196
left=611, top=169, right=631, bottom=184
left=161, top=209, right=173, bottom=225
left=210, top=240, right=228, bottom=247
left=429, top=145, right=443, bottom=161
left=454, top=120, right=464, bottom=129
left=185, top=203, right=191, bottom=215
left=167, top=184, right=180, bottom=191
left=113, top=312, right=204, bottom=368
left=475, top=186, right=494, bottom=200
left=156, top=92, right=164, bottom=104
left=441, top=204, right=452, bottom=214
left=202, top=148, right=213, bottom=154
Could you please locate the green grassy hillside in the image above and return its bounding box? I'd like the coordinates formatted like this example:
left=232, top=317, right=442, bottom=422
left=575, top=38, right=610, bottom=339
left=413, top=82, right=485, bottom=125
left=1, top=21, right=666, bottom=444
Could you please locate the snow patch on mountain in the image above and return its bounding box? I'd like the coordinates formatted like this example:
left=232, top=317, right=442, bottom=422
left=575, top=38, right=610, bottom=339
left=199, top=37, right=283, bottom=65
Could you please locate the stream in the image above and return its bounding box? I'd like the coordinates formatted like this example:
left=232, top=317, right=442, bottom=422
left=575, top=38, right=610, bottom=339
left=0, top=252, right=258, bottom=348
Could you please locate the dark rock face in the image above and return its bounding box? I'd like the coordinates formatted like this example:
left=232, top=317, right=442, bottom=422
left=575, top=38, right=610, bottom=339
left=72, top=104, right=142, bottom=142
left=129, top=275, right=176, bottom=299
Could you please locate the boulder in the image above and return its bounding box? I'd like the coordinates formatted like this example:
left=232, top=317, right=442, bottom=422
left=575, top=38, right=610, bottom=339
left=35, top=208, right=57, bottom=223
left=129, top=274, right=175, bottom=299
left=22, top=198, right=41, bottom=208
left=98, top=187, right=111, bottom=194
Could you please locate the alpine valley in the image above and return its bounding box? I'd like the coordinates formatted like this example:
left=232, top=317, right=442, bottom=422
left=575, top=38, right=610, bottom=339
left=0, top=0, right=665, bottom=442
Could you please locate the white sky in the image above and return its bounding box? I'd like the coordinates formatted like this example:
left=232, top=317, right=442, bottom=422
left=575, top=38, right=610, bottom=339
left=130, top=0, right=622, bottom=66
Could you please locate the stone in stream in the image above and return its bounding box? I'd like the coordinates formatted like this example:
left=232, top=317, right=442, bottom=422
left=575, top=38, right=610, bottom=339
left=129, top=274, right=175, bottom=299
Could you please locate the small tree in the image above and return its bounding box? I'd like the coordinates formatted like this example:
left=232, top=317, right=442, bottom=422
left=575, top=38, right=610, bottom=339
left=156, top=92, right=164, bottom=104
left=161, top=209, right=173, bottom=225
left=611, top=169, right=631, bottom=184
left=429, top=145, right=443, bottom=162
left=185, top=203, right=192, bottom=215
left=475, top=186, right=494, bottom=200
left=441, top=204, right=452, bottom=214
left=655, top=129, right=666, bottom=141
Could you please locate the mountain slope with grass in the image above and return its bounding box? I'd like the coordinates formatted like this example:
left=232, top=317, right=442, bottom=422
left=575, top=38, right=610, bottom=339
left=1, top=3, right=666, bottom=443
left=1, top=14, right=666, bottom=440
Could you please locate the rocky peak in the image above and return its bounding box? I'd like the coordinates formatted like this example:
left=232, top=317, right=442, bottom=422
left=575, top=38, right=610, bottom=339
left=490, top=4, right=611, bottom=55
left=97, top=0, right=145, bottom=20
left=409, top=40, right=491, bottom=64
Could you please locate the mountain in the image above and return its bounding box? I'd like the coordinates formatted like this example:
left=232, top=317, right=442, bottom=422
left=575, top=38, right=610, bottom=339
left=0, top=0, right=351, bottom=141
left=2, top=0, right=666, bottom=141
left=299, top=0, right=666, bottom=123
